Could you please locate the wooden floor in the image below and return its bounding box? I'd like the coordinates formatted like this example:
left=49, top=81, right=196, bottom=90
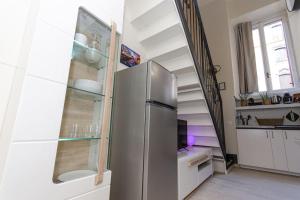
left=187, top=167, right=300, bottom=200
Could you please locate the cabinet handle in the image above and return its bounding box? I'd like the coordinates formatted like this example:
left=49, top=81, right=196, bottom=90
left=266, top=131, right=269, bottom=138
left=272, top=131, right=274, bottom=139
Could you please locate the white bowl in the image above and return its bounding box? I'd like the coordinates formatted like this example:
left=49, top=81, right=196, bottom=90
left=58, top=170, right=96, bottom=182
left=85, top=48, right=102, bottom=64
left=75, top=33, right=87, bottom=45
left=74, top=79, right=102, bottom=94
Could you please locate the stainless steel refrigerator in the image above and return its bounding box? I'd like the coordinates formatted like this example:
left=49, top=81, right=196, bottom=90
left=109, top=61, right=178, bottom=200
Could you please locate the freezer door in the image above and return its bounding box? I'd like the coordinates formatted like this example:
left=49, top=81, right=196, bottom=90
left=147, top=61, right=177, bottom=108
left=143, top=103, right=178, bottom=200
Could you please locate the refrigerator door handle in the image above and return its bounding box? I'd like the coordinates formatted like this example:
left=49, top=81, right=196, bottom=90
left=146, top=100, right=176, bottom=110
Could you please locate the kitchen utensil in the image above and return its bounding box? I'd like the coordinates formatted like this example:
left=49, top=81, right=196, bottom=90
left=255, top=117, right=284, bottom=126
left=85, top=48, right=102, bottom=64
left=74, top=33, right=88, bottom=45
left=286, top=110, right=299, bottom=122
left=283, top=93, right=293, bottom=104
left=240, top=115, right=251, bottom=125
left=271, top=95, right=282, bottom=104
left=73, top=79, right=102, bottom=94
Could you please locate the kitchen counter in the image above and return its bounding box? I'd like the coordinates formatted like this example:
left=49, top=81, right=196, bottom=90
left=236, top=103, right=300, bottom=111
left=236, top=125, right=300, bottom=130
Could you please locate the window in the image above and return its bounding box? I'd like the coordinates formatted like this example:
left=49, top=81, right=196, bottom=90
left=252, top=16, right=296, bottom=91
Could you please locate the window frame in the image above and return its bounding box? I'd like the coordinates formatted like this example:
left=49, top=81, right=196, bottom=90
left=252, top=13, right=299, bottom=92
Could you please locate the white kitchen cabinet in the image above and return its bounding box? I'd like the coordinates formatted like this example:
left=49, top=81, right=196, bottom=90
left=178, top=148, right=213, bottom=200
left=178, top=160, right=198, bottom=199
left=284, top=130, right=300, bottom=173
left=237, top=129, right=274, bottom=169
left=270, top=130, right=288, bottom=171
left=238, top=129, right=300, bottom=175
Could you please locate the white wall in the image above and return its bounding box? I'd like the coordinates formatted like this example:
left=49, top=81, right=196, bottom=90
left=200, top=0, right=237, bottom=154
left=227, top=0, right=278, bottom=19
left=0, top=0, right=37, bottom=182
left=118, top=0, right=148, bottom=71
left=0, top=0, right=125, bottom=199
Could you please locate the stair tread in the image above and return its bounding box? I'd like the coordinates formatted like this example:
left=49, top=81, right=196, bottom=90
left=148, top=40, right=188, bottom=59
left=178, top=113, right=213, bottom=126
left=131, top=0, right=176, bottom=27
left=140, top=22, right=181, bottom=43
left=178, top=98, right=205, bottom=103
left=131, top=0, right=166, bottom=23
left=178, top=83, right=200, bottom=91
left=153, top=47, right=194, bottom=72
left=178, top=89, right=205, bottom=103
left=173, top=65, right=195, bottom=74
left=178, top=87, right=202, bottom=94
left=178, top=110, right=209, bottom=115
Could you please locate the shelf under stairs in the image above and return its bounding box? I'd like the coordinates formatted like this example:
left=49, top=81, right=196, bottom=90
left=128, top=0, right=226, bottom=173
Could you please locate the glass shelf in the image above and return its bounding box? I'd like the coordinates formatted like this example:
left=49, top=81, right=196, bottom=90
left=67, top=85, right=105, bottom=98
left=59, top=137, right=101, bottom=142
left=72, top=40, right=108, bottom=70
left=74, top=40, right=109, bottom=59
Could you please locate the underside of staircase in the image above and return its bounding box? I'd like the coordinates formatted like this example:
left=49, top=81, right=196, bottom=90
left=126, top=0, right=228, bottom=172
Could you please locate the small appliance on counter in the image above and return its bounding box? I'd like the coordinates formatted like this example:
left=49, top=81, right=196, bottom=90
left=271, top=95, right=282, bottom=104
left=283, top=93, right=293, bottom=104
left=293, top=93, right=300, bottom=103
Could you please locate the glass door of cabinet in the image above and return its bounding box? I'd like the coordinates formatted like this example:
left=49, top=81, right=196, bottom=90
left=53, top=8, right=118, bottom=184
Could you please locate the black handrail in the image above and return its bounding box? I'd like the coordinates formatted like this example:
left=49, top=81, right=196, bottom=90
left=175, top=0, right=227, bottom=162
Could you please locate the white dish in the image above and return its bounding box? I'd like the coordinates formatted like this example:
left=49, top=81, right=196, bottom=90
left=75, top=33, right=88, bottom=45
left=85, top=48, right=102, bottom=64
left=74, top=79, right=102, bottom=94
left=58, top=170, right=96, bottom=182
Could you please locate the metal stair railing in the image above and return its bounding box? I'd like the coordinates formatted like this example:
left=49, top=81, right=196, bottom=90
left=175, top=0, right=227, bottom=163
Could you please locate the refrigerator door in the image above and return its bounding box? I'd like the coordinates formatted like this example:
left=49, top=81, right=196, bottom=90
left=143, top=103, right=178, bottom=200
left=110, top=65, right=148, bottom=200
left=147, top=61, right=177, bottom=108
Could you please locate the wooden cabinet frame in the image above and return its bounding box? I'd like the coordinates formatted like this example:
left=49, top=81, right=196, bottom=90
left=95, top=22, right=117, bottom=185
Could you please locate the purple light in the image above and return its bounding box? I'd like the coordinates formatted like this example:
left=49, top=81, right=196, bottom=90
left=187, top=125, right=200, bottom=146
left=187, top=135, right=195, bottom=146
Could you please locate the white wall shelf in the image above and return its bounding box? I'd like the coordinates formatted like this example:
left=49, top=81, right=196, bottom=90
left=236, top=103, right=300, bottom=111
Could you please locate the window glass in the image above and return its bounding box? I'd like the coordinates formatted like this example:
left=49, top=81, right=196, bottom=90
left=252, top=19, right=295, bottom=92
left=264, top=20, right=294, bottom=90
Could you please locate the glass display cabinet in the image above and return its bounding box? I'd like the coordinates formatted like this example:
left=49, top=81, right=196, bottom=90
left=53, top=8, right=119, bottom=184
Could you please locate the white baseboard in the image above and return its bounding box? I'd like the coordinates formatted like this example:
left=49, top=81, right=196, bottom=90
left=239, top=164, right=300, bottom=177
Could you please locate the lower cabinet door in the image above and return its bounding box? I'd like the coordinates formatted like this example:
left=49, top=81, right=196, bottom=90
left=237, top=129, right=274, bottom=169
left=284, top=130, right=300, bottom=173
left=70, top=186, right=110, bottom=200
left=270, top=130, right=288, bottom=171
left=178, top=160, right=198, bottom=200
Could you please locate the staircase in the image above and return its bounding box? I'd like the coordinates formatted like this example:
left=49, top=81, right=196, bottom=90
left=127, top=0, right=228, bottom=172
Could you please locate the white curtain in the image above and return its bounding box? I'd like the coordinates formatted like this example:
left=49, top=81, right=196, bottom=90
left=235, top=22, right=258, bottom=93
